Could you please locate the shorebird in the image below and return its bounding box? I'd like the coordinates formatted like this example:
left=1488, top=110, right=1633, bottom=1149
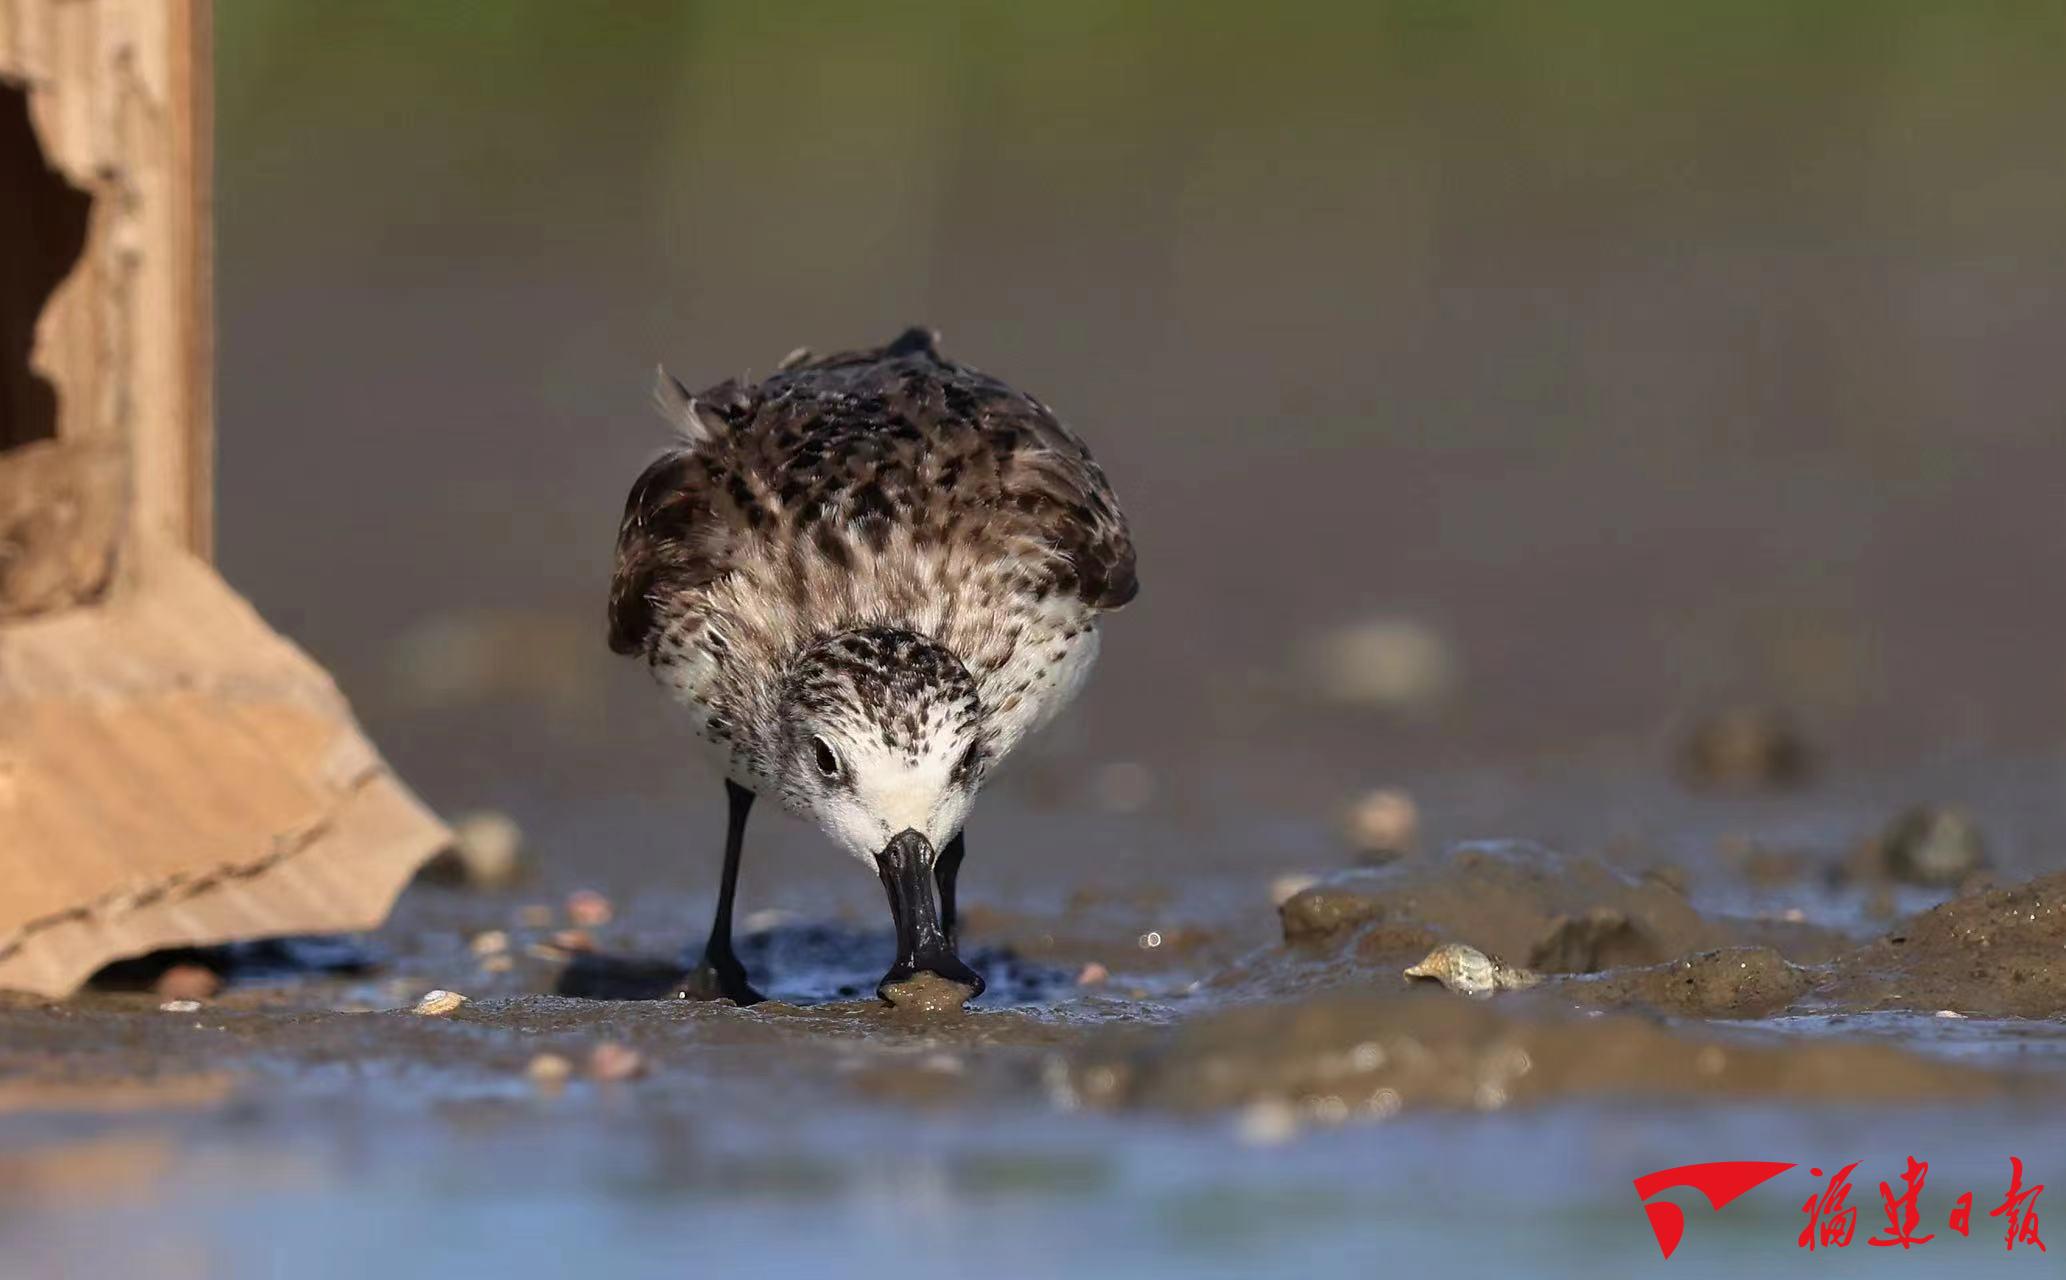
left=609, top=329, right=1136, bottom=1005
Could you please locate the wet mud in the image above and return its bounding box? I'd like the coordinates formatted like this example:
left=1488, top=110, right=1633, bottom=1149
left=1278, top=840, right=1735, bottom=971
left=1062, top=987, right=2004, bottom=1118
left=1819, top=872, right=2066, bottom=1018
left=1568, top=947, right=1813, bottom=1019
left=1256, top=841, right=2066, bottom=1031
left=8, top=761, right=2066, bottom=1280
left=1026, top=837, right=2065, bottom=1122
left=5, top=820, right=2065, bottom=1129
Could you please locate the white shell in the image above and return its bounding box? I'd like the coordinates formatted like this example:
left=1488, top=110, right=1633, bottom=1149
left=1404, top=943, right=1540, bottom=999
left=412, top=989, right=468, bottom=1016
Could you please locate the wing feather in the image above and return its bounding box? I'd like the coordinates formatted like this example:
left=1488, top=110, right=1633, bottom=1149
left=608, top=332, right=1136, bottom=659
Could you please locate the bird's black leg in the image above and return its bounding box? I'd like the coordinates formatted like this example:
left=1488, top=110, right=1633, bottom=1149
left=681, top=780, right=764, bottom=1005
left=935, top=830, right=967, bottom=948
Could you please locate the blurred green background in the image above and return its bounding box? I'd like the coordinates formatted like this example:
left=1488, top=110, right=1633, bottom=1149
left=216, top=1, right=2066, bottom=845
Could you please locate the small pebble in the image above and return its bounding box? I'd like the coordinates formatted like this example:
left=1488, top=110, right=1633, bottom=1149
left=880, top=971, right=975, bottom=1014
left=153, top=963, right=221, bottom=1001
left=1304, top=617, right=1457, bottom=711
left=588, top=1042, right=647, bottom=1082
left=480, top=954, right=514, bottom=974
left=413, top=989, right=468, bottom=1016
left=566, top=889, right=613, bottom=927
left=549, top=929, right=596, bottom=954
left=1680, top=707, right=1812, bottom=790
left=1881, top=806, right=1986, bottom=887
left=1236, top=1098, right=1300, bottom=1146
left=431, top=810, right=526, bottom=888
left=1935, top=1009, right=1967, bottom=1019
left=527, top=1053, right=574, bottom=1089
left=158, top=999, right=202, bottom=1013
left=1077, top=1064, right=1123, bottom=1103
left=1343, top=788, right=1419, bottom=857
left=1403, top=943, right=1540, bottom=999
left=468, top=929, right=509, bottom=957
left=1075, top=961, right=1110, bottom=986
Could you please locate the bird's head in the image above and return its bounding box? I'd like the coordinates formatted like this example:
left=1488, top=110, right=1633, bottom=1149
left=773, top=627, right=991, bottom=861
left=772, top=627, right=991, bottom=994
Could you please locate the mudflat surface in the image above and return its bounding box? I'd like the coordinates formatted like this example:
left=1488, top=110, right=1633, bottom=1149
left=6, top=757, right=2066, bottom=1277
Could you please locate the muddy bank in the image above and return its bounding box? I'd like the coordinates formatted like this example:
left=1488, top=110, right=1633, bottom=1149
left=1057, top=850, right=2066, bottom=1118
left=6, top=832, right=2066, bottom=1135
left=1820, top=871, right=2066, bottom=1018
left=1277, top=841, right=1849, bottom=976
left=1062, top=986, right=2009, bottom=1119
left=1255, top=842, right=2066, bottom=1025
left=1566, top=947, right=1813, bottom=1018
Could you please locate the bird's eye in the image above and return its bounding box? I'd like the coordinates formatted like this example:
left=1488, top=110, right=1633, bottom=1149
left=810, top=735, right=841, bottom=779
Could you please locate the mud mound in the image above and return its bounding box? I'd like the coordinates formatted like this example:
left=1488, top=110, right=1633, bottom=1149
left=1571, top=946, right=1813, bottom=1019
left=1824, top=872, right=2066, bottom=1017
left=1279, top=841, right=1727, bottom=972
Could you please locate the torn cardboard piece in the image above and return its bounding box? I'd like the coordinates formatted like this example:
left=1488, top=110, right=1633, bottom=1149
left=0, top=2, right=446, bottom=995
left=0, top=547, right=450, bottom=996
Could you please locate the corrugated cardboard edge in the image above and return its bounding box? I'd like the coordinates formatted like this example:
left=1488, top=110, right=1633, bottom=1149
left=0, top=547, right=451, bottom=996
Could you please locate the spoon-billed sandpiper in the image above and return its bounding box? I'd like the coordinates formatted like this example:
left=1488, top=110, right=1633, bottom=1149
left=609, top=328, right=1136, bottom=1005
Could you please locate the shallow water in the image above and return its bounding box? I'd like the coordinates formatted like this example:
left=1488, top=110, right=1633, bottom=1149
left=7, top=1100, right=2061, bottom=1278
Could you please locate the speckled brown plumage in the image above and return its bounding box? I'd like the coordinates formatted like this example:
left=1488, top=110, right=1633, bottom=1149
left=609, top=328, right=1136, bottom=800
left=610, top=328, right=1138, bottom=1004
left=611, top=329, right=1134, bottom=654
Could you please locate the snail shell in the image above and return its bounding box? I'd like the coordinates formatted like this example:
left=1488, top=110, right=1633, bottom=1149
left=1404, top=943, right=1541, bottom=998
